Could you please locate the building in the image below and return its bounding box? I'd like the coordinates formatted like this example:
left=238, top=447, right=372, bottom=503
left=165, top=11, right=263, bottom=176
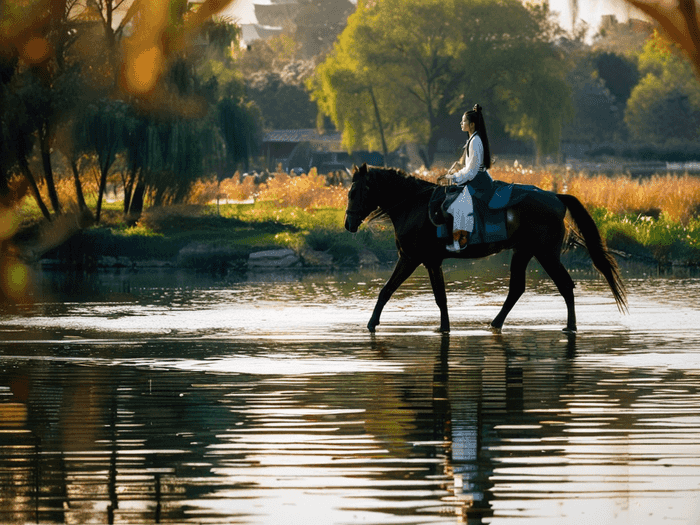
left=236, top=0, right=301, bottom=47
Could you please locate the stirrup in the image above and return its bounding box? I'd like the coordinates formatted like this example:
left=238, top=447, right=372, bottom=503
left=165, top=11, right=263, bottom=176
left=446, top=240, right=462, bottom=252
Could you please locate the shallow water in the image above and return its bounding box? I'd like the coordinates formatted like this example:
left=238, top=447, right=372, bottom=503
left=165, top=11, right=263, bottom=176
left=1, top=260, right=700, bottom=524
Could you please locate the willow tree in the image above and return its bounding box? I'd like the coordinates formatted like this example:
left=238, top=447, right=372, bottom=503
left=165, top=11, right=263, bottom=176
left=310, top=0, right=572, bottom=166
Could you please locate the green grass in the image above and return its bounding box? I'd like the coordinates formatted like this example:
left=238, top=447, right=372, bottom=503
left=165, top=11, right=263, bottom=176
left=20, top=198, right=700, bottom=269
left=590, top=208, right=700, bottom=265
left=33, top=202, right=395, bottom=270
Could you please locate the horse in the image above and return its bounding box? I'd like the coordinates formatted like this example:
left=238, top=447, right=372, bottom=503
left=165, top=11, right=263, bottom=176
left=344, top=163, right=627, bottom=333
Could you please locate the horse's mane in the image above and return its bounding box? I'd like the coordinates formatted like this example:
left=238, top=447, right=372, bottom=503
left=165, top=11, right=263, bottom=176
left=365, top=166, right=436, bottom=224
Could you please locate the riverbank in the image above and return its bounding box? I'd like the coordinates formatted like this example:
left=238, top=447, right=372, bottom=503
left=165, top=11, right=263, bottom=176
left=8, top=167, right=700, bottom=275
left=24, top=199, right=699, bottom=275
left=32, top=202, right=397, bottom=273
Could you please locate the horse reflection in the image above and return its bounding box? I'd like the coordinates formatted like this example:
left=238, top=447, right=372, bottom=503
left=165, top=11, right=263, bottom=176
left=432, top=333, right=576, bottom=522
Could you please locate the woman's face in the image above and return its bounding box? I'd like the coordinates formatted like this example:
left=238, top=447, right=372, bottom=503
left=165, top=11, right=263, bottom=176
left=461, top=114, right=476, bottom=134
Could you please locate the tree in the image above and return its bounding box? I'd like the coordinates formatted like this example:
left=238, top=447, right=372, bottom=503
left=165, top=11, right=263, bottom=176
left=594, top=52, right=640, bottom=109
left=77, top=99, right=131, bottom=223
left=198, top=45, right=261, bottom=175
left=246, top=61, right=317, bottom=130
left=561, top=52, right=625, bottom=145
left=624, top=0, right=700, bottom=80
left=624, top=32, right=700, bottom=144
left=310, top=0, right=571, bottom=166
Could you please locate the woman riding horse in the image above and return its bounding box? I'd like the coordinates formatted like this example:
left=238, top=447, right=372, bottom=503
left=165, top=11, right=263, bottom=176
left=344, top=163, right=626, bottom=333
left=442, top=104, right=493, bottom=252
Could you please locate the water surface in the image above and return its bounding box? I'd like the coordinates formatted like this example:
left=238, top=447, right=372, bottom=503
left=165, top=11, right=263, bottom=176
left=1, top=261, right=700, bottom=524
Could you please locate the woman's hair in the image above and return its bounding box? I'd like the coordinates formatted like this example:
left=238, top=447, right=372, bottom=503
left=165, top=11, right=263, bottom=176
left=465, top=104, right=491, bottom=169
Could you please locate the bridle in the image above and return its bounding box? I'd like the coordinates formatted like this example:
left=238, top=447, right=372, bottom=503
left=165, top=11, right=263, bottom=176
left=345, top=174, right=372, bottom=223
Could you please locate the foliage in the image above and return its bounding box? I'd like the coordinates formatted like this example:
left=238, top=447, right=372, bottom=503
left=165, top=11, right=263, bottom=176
left=594, top=51, right=640, bottom=107
left=245, top=61, right=317, bottom=130
left=1, top=0, right=254, bottom=227
left=561, top=55, right=623, bottom=143
left=237, top=34, right=302, bottom=76
left=310, top=0, right=571, bottom=165
left=625, top=32, right=700, bottom=144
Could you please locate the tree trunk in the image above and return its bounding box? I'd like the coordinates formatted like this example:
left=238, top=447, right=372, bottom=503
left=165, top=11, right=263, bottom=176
left=122, top=165, right=139, bottom=216
left=70, top=158, right=89, bottom=213
left=19, top=157, right=51, bottom=221
left=128, top=179, right=145, bottom=218
left=40, top=126, right=61, bottom=214
left=369, top=86, right=389, bottom=165
left=94, top=165, right=109, bottom=224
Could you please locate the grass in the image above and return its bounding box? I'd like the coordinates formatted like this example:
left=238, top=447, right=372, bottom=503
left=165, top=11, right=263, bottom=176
left=9, top=165, right=700, bottom=270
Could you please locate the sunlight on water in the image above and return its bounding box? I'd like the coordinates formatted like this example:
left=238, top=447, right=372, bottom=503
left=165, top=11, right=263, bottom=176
left=1, top=267, right=700, bottom=524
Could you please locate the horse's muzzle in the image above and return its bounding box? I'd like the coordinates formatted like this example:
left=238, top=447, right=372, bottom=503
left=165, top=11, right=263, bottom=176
left=344, top=213, right=360, bottom=233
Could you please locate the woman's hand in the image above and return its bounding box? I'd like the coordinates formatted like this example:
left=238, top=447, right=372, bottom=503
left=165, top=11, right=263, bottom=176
left=437, top=174, right=452, bottom=185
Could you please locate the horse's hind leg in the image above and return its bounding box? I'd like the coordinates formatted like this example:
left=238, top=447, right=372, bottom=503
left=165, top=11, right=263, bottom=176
left=537, top=254, right=577, bottom=332
left=491, top=250, right=532, bottom=330
left=368, top=255, right=419, bottom=332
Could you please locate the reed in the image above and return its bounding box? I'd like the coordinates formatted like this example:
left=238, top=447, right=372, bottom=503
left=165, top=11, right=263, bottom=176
left=255, top=169, right=347, bottom=209
left=490, top=165, right=700, bottom=224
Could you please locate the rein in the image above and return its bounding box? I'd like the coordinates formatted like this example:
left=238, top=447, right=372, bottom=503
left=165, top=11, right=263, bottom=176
left=364, top=171, right=437, bottom=222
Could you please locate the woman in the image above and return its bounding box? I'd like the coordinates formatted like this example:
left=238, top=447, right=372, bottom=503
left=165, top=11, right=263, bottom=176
left=444, top=104, right=493, bottom=251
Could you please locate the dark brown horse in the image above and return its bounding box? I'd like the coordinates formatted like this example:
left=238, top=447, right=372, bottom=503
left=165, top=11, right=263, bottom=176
left=344, top=164, right=627, bottom=333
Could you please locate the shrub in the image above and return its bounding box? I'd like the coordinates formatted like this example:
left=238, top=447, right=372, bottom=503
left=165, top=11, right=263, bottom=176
left=256, top=171, right=346, bottom=209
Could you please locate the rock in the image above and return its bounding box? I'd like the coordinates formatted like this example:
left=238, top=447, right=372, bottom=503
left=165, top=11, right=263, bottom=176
left=300, top=248, right=334, bottom=267
left=358, top=249, right=380, bottom=267
left=248, top=249, right=301, bottom=269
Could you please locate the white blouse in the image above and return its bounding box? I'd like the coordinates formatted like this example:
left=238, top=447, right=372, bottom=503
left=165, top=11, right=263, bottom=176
left=446, top=132, right=485, bottom=185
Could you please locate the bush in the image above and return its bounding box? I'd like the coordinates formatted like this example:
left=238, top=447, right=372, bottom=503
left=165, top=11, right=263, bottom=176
left=256, top=171, right=346, bottom=209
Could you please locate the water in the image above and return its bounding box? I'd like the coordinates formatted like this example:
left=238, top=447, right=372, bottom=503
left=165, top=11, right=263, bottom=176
left=1, top=260, right=700, bottom=524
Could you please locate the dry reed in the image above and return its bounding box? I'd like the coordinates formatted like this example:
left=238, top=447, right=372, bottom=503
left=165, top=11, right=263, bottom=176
left=490, top=166, right=700, bottom=224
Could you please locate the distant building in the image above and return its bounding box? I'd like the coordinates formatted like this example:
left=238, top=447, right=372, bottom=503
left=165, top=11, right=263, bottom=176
left=239, top=0, right=300, bottom=47
left=262, top=129, right=388, bottom=174
left=263, top=129, right=343, bottom=172
left=593, top=15, right=654, bottom=53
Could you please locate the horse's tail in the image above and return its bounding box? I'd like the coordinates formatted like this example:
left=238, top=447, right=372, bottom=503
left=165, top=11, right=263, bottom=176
left=557, top=194, right=628, bottom=313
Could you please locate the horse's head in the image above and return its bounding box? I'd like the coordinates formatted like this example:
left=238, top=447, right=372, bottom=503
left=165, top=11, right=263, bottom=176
left=344, top=163, right=378, bottom=232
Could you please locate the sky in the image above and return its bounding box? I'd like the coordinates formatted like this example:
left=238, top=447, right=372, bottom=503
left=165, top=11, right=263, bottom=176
left=219, top=0, right=644, bottom=38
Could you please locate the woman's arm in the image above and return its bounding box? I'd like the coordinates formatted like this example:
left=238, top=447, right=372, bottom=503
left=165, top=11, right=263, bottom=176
left=446, top=136, right=483, bottom=184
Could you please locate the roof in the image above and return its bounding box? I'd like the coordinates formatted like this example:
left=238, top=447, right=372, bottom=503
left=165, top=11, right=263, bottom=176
left=263, top=129, right=342, bottom=144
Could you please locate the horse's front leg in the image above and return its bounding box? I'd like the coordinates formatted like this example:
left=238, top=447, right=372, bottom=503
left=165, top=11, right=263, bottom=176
left=426, top=264, right=450, bottom=332
left=368, top=255, right=419, bottom=332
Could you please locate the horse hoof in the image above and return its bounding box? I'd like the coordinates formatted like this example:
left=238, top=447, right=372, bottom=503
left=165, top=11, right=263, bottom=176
left=489, top=325, right=502, bottom=334
left=562, top=326, right=577, bottom=334
left=436, top=325, right=450, bottom=333
left=367, top=323, right=377, bottom=333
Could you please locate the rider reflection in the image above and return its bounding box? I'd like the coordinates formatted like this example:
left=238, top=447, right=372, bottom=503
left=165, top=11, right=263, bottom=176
left=433, top=335, right=530, bottom=523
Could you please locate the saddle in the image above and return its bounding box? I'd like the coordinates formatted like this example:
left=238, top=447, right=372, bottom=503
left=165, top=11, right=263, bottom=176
left=429, top=174, right=547, bottom=246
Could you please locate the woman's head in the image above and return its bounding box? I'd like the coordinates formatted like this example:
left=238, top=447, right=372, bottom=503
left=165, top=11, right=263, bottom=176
left=463, top=104, right=491, bottom=169
left=464, top=104, right=484, bottom=131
